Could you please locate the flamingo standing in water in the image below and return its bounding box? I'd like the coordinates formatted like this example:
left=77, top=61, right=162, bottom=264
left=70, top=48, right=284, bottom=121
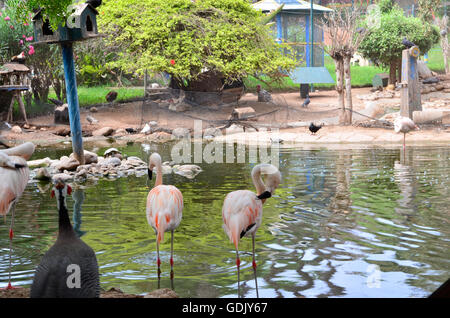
left=222, top=163, right=281, bottom=297
left=0, top=142, right=35, bottom=289
left=394, top=116, right=419, bottom=151
left=146, top=153, right=183, bottom=285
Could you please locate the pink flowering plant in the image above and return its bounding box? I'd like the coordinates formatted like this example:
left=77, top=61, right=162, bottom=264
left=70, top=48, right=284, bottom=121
left=0, top=0, right=35, bottom=64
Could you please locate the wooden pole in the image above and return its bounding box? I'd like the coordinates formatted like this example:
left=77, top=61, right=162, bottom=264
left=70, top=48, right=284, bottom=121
left=61, top=42, right=85, bottom=165
left=400, top=46, right=422, bottom=119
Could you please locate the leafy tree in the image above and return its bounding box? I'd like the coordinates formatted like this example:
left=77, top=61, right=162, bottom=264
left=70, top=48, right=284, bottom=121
left=359, top=0, right=439, bottom=84
left=98, top=0, right=296, bottom=90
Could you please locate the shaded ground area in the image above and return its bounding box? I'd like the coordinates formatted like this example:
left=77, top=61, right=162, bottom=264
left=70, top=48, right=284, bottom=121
left=2, top=82, right=450, bottom=147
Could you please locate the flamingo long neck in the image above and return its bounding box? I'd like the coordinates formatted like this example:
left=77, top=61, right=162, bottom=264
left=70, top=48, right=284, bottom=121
left=252, top=167, right=266, bottom=196
left=154, top=162, right=163, bottom=187
left=57, top=191, right=76, bottom=239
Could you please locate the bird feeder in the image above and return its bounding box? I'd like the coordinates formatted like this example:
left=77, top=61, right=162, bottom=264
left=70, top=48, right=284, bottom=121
left=32, top=3, right=101, bottom=165
left=32, top=3, right=99, bottom=44
left=400, top=46, right=422, bottom=119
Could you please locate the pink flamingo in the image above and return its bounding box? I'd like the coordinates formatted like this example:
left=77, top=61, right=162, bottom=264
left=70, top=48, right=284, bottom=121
left=394, top=116, right=419, bottom=151
left=146, top=153, right=183, bottom=285
left=222, top=163, right=281, bottom=297
left=0, top=142, right=35, bottom=289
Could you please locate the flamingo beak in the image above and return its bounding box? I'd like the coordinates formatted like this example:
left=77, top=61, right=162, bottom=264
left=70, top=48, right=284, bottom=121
left=148, top=168, right=153, bottom=180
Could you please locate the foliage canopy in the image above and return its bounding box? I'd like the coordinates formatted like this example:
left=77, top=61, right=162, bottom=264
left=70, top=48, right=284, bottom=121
left=358, top=1, right=439, bottom=68
left=98, top=0, right=296, bottom=84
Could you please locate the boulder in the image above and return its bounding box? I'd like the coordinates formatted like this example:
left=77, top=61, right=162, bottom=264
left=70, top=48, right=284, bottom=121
left=417, top=61, right=433, bottom=79
left=57, top=156, right=80, bottom=172
left=52, top=173, right=73, bottom=183
left=54, top=127, right=71, bottom=136
left=54, top=104, right=70, bottom=125
left=69, top=150, right=98, bottom=165
left=11, top=125, right=22, bottom=134
left=35, top=168, right=51, bottom=181
left=171, top=127, right=190, bottom=139
left=92, top=127, right=114, bottom=137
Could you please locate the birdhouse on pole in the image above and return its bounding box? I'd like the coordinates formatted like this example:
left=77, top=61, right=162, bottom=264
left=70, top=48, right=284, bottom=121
left=32, top=3, right=99, bottom=44
left=32, top=2, right=101, bottom=165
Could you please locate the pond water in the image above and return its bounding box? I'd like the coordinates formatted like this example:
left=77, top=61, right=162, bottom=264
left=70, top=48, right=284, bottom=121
left=0, top=142, right=449, bottom=298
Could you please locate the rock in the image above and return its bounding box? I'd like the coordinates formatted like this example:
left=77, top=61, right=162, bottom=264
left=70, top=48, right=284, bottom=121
left=54, top=104, right=70, bottom=125
left=417, top=61, right=433, bottom=79
left=203, top=127, right=221, bottom=137
left=169, top=103, right=191, bottom=112
left=144, top=288, right=178, bottom=298
left=102, top=157, right=122, bottom=167
left=72, top=150, right=98, bottom=165
left=90, top=107, right=98, bottom=113
left=149, top=131, right=172, bottom=142
left=35, top=168, right=51, bottom=181
left=151, top=83, right=160, bottom=89
left=27, top=157, right=53, bottom=168
left=149, top=121, right=158, bottom=127
left=55, top=127, right=71, bottom=136
left=75, top=169, right=88, bottom=179
left=52, top=173, right=73, bottom=183
left=11, top=125, right=22, bottom=134
left=231, top=107, right=256, bottom=120
left=93, top=127, right=114, bottom=137
left=171, top=127, right=190, bottom=139
left=57, top=156, right=80, bottom=172
left=114, top=128, right=127, bottom=136
left=173, top=164, right=202, bottom=179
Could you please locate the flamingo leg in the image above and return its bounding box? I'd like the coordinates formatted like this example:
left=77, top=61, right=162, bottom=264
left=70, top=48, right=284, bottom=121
left=236, top=249, right=240, bottom=298
left=6, top=203, right=16, bottom=290
left=252, top=234, right=259, bottom=298
left=170, top=230, right=174, bottom=289
left=156, top=232, right=161, bottom=288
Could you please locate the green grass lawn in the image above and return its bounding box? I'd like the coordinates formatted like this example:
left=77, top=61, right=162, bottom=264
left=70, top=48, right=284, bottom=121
left=48, top=86, right=144, bottom=107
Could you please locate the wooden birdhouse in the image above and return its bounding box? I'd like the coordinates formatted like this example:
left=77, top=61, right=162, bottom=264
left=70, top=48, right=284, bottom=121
left=32, top=3, right=99, bottom=44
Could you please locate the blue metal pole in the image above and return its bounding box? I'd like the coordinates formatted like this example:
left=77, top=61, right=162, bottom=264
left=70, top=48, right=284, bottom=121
left=61, top=42, right=85, bottom=165
left=305, top=16, right=310, bottom=67
left=276, top=13, right=282, bottom=44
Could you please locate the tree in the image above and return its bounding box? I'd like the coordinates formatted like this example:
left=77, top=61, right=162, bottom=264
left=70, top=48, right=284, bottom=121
left=320, top=6, right=367, bottom=125
left=359, top=0, right=440, bottom=85
left=98, top=0, right=296, bottom=91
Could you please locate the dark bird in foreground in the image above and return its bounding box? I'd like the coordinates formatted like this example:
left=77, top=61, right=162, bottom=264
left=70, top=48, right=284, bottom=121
left=86, top=0, right=102, bottom=8
left=30, top=179, right=100, bottom=298
left=402, top=37, right=416, bottom=49
left=10, top=52, right=26, bottom=64
left=309, top=122, right=323, bottom=134
left=256, top=85, right=273, bottom=103
left=49, top=98, right=64, bottom=106
left=441, top=29, right=447, bottom=37
left=302, top=95, right=310, bottom=107
left=106, top=90, right=118, bottom=103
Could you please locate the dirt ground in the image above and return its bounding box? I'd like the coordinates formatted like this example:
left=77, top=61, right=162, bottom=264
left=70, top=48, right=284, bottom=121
left=2, top=86, right=450, bottom=148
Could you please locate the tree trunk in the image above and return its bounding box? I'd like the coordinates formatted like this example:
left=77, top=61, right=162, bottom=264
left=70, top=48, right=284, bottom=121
left=335, top=58, right=346, bottom=125
left=389, top=60, right=397, bottom=85
left=437, top=16, right=449, bottom=74
left=343, top=55, right=352, bottom=125
left=397, top=58, right=402, bottom=84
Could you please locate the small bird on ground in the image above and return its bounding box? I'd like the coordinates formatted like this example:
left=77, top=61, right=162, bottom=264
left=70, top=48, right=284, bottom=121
left=440, top=29, right=447, bottom=37
left=10, top=52, right=26, bottom=64
left=125, top=128, right=137, bottom=134
left=86, top=115, right=99, bottom=125
left=302, top=95, right=310, bottom=107
left=86, top=0, right=102, bottom=8
left=256, top=85, right=273, bottom=103
left=402, top=37, right=416, bottom=49
left=309, top=122, right=323, bottom=134
left=106, top=91, right=118, bottom=103
left=394, top=116, right=419, bottom=151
